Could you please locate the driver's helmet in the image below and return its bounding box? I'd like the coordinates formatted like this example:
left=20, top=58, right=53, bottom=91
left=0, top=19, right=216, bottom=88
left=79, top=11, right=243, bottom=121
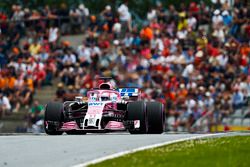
left=101, top=92, right=110, bottom=101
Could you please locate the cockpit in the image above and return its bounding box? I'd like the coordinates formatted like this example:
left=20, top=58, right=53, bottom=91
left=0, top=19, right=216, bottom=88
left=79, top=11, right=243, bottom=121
left=100, top=92, right=110, bottom=101
left=87, top=91, right=120, bottom=102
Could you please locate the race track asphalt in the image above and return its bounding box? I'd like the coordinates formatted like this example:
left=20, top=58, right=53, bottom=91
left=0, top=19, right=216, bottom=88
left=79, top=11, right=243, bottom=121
left=0, top=132, right=244, bottom=167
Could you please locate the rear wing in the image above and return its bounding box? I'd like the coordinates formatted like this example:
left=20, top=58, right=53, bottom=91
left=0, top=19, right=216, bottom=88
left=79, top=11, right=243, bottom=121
left=117, top=88, right=141, bottom=99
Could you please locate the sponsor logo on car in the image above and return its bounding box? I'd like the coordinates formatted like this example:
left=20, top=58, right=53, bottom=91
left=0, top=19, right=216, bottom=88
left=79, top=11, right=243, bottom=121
left=134, top=120, right=140, bottom=128
left=88, top=102, right=103, bottom=106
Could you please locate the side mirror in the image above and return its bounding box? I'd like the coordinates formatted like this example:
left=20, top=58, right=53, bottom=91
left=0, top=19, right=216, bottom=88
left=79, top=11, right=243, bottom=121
left=75, top=96, right=83, bottom=102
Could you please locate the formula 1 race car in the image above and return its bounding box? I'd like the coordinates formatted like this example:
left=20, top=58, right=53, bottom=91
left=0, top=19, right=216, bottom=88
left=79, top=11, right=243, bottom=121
left=44, top=78, right=165, bottom=135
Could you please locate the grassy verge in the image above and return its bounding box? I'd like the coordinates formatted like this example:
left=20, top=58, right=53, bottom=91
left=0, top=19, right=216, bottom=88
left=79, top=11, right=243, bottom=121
left=89, top=136, right=250, bottom=167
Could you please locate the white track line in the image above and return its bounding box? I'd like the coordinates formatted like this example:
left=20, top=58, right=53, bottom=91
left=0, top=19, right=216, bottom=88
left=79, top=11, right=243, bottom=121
left=72, top=133, right=223, bottom=167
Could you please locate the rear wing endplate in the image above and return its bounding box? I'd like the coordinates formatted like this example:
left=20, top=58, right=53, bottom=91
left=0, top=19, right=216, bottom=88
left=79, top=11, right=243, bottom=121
left=117, top=88, right=140, bottom=97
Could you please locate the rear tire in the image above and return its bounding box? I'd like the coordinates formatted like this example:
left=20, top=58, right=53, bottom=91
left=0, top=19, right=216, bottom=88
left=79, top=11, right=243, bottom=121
left=127, top=101, right=148, bottom=134
left=147, top=102, right=165, bottom=134
left=44, top=102, right=64, bottom=135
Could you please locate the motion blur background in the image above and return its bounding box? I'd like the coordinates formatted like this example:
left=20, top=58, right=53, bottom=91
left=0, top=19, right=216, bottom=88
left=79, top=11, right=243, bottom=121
left=0, top=0, right=249, bottom=133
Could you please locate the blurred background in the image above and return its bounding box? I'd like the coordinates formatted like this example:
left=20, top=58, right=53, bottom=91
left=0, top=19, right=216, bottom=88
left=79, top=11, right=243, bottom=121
left=0, top=0, right=249, bottom=133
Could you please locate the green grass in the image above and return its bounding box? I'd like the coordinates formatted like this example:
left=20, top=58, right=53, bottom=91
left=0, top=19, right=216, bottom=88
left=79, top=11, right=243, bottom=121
left=90, top=136, right=250, bottom=167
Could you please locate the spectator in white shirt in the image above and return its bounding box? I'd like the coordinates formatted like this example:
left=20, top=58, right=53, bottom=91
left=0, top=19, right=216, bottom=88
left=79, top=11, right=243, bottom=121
left=0, top=92, right=11, bottom=118
left=49, top=26, right=59, bottom=43
left=62, top=50, right=76, bottom=65
left=212, top=26, right=225, bottom=42
left=185, top=95, right=197, bottom=114
left=212, top=9, right=223, bottom=28
left=77, top=4, right=89, bottom=29
left=123, top=33, right=133, bottom=47
left=78, top=4, right=89, bottom=17
left=147, top=8, right=157, bottom=21
left=216, top=52, right=228, bottom=67
left=112, top=19, right=122, bottom=39
left=11, top=5, right=25, bottom=21
left=117, top=1, right=132, bottom=36
left=77, top=44, right=91, bottom=64
left=187, top=13, right=197, bottom=30
left=182, top=63, right=194, bottom=84
left=177, top=27, right=188, bottom=40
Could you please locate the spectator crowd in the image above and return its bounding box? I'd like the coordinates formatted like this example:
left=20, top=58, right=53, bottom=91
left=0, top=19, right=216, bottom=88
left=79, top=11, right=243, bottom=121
left=0, top=0, right=250, bottom=132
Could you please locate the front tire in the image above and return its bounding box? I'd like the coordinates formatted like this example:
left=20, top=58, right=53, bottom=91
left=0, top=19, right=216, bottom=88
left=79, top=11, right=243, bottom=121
left=44, top=102, right=64, bottom=135
left=127, top=101, right=148, bottom=134
left=147, top=102, right=165, bottom=134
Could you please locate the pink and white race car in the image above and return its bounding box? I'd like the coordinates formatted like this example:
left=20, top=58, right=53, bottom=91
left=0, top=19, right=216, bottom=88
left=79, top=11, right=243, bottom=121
left=44, top=78, right=165, bottom=135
